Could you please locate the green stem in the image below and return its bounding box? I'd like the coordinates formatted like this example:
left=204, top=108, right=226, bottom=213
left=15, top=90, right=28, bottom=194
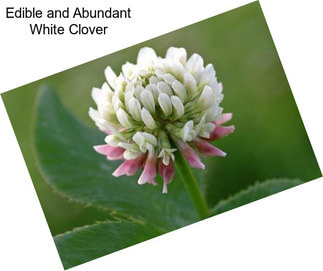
left=175, top=151, right=209, bottom=219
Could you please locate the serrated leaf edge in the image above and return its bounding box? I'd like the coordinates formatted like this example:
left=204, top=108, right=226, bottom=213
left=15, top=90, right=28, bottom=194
left=210, top=178, right=302, bottom=215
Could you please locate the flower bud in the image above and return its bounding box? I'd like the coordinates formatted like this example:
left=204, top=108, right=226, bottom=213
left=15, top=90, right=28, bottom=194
left=184, top=73, right=197, bottom=100
left=181, top=120, right=198, bottom=141
left=171, top=96, right=184, bottom=119
left=157, top=81, right=173, bottom=96
left=137, top=47, right=157, bottom=66
left=134, top=85, right=144, bottom=100
left=105, top=135, right=122, bottom=147
left=166, top=47, right=187, bottom=65
left=116, top=108, right=133, bottom=128
left=161, top=73, right=176, bottom=85
left=186, top=53, right=204, bottom=79
left=141, top=108, right=157, bottom=129
left=140, top=89, right=155, bottom=114
left=104, top=66, right=117, bottom=89
left=197, top=86, right=214, bottom=110
left=158, top=93, right=172, bottom=117
left=122, top=62, right=137, bottom=80
left=198, top=63, right=216, bottom=85
left=172, top=80, right=186, bottom=102
left=128, top=98, right=142, bottom=121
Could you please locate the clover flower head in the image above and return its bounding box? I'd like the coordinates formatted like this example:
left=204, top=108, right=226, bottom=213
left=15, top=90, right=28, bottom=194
left=89, top=47, right=234, bottom=193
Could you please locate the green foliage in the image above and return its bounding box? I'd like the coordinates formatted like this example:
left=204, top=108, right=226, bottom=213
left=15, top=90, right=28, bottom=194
left=35, top=87, right=200, bottom=231
left=54, top=220, right=163, bottom=269
left=211, top=178, right=303, bottom=215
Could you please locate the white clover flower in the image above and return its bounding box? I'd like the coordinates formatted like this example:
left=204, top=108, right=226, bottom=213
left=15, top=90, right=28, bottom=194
left=89, top=47, right=234, bottom=193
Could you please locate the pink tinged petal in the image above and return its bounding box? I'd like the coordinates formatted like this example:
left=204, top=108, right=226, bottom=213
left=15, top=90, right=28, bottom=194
left=113, top=154, right=146, bottom=177
left=209, top=125, right=235, bottom=141
left=107, top=150, right=125, bottom=160
left=93, top=144, right=124, bottom=160
left=93, top=144, right=111, bottom=155
left=138, top=152, right=157, bottom=185
left=195, top=139, right=226, bottom=157
left=99, top=127, right=111, bottom=135
left=177, top=140, right=205, bottom=170
left=149, top=179, right=158, bottom=186
left=214, top=113, right=233, bottom=126
left=160, top=160, right=175, bottom=194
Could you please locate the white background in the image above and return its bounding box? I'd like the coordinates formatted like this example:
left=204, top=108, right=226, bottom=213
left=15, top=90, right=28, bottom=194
left=0, top=0, right=322, bottom=270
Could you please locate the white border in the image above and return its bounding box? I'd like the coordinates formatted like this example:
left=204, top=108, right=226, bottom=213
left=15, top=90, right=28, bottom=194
left=1, top=0, right=322, bottom=270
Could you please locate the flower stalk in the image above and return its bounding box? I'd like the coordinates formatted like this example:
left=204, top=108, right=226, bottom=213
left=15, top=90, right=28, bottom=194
left=175, top=150, right=209, bottom=219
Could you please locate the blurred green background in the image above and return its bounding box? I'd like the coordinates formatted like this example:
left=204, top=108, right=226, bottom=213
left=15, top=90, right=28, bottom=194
left=2, top=2, right=321, bottom=236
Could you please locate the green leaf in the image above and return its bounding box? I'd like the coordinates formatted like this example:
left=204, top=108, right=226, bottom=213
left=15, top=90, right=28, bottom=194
left=34, top=87, right=200, bottom=230
left=54, top=220, right=164, bottom=269
left=211, top=178, right=303, bottom=215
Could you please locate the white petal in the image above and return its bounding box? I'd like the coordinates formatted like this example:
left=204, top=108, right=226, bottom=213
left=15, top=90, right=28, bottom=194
left=158, top=93, right=172, bottom=117
left=125, top=83, right=135, bottom=93
left=141, top=108, right=157, bottom=129
left=171, top=96, right=184, bottom=119
left=145, top=84, right=159, bottom=101
left=179, top=120, right=196, bottom=141
left=145, top=142, right=154, bottom=153
left=216, top=93, right=224, bottom=103
left=91, top=87, right=101, bottom=105
left=166, top=47, right=187, bottom=65
left=140, top=89, right=155, bottom=113
left=194, top=115, right=205, bottom=134
left=204, top=105, right=218, bottom=122
left=116, top=108, right=133, bottom=128
left=198, top=63, right=216, bottom=85
left=184, top=73, right=197, bottom=99
left=124, top=90, right=134, bottom=110
left=197, top=85, right=214, bottom=110
left=105, top=135, right=122, bottom=147
left=141, top=132, right=157, bottom=146
left=149, top=76, right=159, bottom=85
left=98, top=107, right=116, bottom=123
left=117, top=142, right=134, bottom=150
left=199, top=130, right=210, bottom=138
left=134, top=85, right=144, bottom=100
left=101, top=82, right=113, bottom=100
left=162, top=73, right=176, bottom=84
left=137, top=47, right=157, bottom=65
left=104, top=66, right=117, bottom=89
left=89, top=107, right=100, bottom=123
left=210, top=81, right=223, bottom=98
left=123, top=150, right=141, bottom=160
left=158, top=149, right=165, bottom=158
left=182, top=120, right=194, bottom=141
left=133, top=132, right=144, bottom=146
left=204, top=123, right=215, bottom=133
left=186, top=53, right=204, bottom=79
left=163, top=155, right=170, bottom=166
left=157, top=81, right=173, bottom=96
left=165, top=47, right=176, bottom=59
left=122, top=62, right=136, bottom=79
left=128, top=98, right=142, bottom=121
left=171, top=62, right=185, bottom=81
left=172, top=81, right=186, bottom=102
left=114, top=74, right=126, bottom=99
left=133, top=132, right=157, bottom=153
left=112, top=96, right=122, bottom=112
